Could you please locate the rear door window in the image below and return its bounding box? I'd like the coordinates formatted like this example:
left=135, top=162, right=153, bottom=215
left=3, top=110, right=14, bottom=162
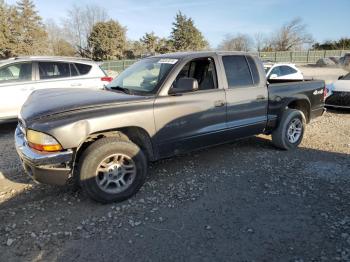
left=75, top=63, right=92, bottom=75
left=70, top=63, right=79, bottom=76
left=39, top=62, right=70, bottom=79
left=280, top=66, right=297, bottom=75
left=270, top=66, right=282, bottom=77
left=0, top=62, right=32, bottom=83
left=246, top=56, right=260, bottom=84
left=222, top=55, right=253, bottom=88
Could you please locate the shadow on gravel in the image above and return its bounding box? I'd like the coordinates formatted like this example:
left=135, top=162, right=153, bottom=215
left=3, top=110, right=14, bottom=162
left=325, top=107, right=350, bottom=114
left=0, top=131, right=350, bottom=261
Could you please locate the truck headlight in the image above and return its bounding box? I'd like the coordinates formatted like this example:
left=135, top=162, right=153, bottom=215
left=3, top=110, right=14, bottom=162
left=27, top=130, right=62, bottom=152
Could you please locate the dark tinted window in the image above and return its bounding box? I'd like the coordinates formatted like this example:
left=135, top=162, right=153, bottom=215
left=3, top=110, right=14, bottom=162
left=270, top=66, right=282, bottom=77
left=75, top=63, right=92, bottom=75
left=222, top=55, right=253, bottom=88
left=280, top=66, right=297, bottom=75
left=39, top=62, right=70, bottom=79
left=343, top=73, right=350, bottom=80
left=247, top=56, right=260, bottom=84
left=0, top=62, right=32, bottom=82
left=70, top=63, right=79, bottom=76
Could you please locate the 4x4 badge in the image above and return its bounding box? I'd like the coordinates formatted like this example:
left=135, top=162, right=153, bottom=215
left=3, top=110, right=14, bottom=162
left=313, top=89, right=324, bottom=95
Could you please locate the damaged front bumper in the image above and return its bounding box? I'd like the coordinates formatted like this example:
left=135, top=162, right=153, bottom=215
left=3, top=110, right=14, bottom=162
left=14, top=126, right=74, bottom=185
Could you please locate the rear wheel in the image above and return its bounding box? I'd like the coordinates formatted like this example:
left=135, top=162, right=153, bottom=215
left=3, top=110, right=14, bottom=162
left=78, top=137, right=147, bottom=203
left=271, top=109, right=306, bottom=150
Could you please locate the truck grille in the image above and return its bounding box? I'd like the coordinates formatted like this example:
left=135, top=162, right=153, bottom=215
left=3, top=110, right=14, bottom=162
left=18, top=119, right=26, bottom=135
left=325, top=91, right=350, bottom=107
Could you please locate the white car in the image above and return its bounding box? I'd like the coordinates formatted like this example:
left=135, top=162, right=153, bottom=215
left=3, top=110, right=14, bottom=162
left=325, top=73, right=350, bottom=108
left=0, top=56, right=113, bottom=121
left=264, top=63, right=304, bottom=80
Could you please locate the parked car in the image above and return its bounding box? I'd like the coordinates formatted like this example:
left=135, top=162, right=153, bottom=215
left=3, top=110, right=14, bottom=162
left=264, top=63, right=304, bottom=80
left=0, top=56, right=113, bottom=121
left=325, top=73, right=350, bottom=108
left=15, top=51, right=325, bottom=203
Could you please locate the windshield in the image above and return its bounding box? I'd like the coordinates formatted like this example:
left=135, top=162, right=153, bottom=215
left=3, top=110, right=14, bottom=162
left=343, top=73, right=350, bottom=80
left=107, top=58, right=177, bottom=95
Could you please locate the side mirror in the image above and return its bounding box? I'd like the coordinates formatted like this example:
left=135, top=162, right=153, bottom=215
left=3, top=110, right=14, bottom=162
left=269, top=74, right=278, bottom=80
left=338, top=75, right=344, bottom=80
left=170, top=77, right=199, bottom=95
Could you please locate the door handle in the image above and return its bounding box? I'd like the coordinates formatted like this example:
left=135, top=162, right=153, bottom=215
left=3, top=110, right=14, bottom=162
left=256, top=95, right=266, bottom=100
left=214, top=100, right=225, bottom=107
left=20, top=87, right=35, bottom=91
left=71, top=83, right=82, bottom=87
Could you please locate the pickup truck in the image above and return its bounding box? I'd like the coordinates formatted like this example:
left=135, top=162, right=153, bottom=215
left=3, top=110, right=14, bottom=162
left=15, top=51, right=326, bottom=203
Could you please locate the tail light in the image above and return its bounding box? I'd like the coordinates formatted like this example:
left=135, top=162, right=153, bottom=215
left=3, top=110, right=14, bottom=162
left=323, top=86, right=328, bottom=101
left=101, top=76, right=113, bottom=82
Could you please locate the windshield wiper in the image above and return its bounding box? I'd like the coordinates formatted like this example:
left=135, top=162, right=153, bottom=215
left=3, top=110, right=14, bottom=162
left=109, top=86, right=133, bottom=95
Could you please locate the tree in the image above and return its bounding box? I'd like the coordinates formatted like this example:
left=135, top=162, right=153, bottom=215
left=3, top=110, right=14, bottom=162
left=218, top=33, right=252, bottom=51
left=271, top=17, right=313, bottom=51
left=64, top=4, right=108, bottom=56
left=0, top=0, right=11, bottom=58
left=313, top=38, right=350, bottom=50
left=12, top=0, right=48, bottom=55
left=140, top=32, right=158, bottom=54
left=156, top=37, right=174, bottom=54
left=46, top=19, right=75, bottom=56
left=88, top=20, right=126, bottom=60
left=140, top=32, right=174, bottom=55
left=170, top=11, right=208, bottom=51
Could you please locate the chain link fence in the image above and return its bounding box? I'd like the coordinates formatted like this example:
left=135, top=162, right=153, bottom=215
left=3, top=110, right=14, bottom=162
left=101, top=50, right=350, bottom=74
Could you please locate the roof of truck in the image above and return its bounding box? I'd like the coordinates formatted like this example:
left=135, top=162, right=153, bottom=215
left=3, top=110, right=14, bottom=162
left=152, top=51, right=258, bottom=59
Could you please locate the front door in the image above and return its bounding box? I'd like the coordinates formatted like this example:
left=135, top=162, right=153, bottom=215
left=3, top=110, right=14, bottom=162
left=153, top=57, right=227, bottom=157
left=0, top=62, right=34, bottom=119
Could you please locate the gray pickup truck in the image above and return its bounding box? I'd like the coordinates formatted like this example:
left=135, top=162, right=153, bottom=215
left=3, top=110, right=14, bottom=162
left=15, top=51, right=325, bottom=203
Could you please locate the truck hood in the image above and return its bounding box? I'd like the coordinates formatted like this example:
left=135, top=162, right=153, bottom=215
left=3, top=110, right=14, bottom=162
left=20, top=88, right=149, bottom=121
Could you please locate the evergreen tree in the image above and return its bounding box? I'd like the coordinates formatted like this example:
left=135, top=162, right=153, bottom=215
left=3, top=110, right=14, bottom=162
left=0, top=0, right=11, bottom=58
left=88, top=20, right=126, bottom=60
left=13, top=0, right=48, bottom=55
left=140, top=32, right=158, bottom=54
left=170, top=11, right=208, bottom=51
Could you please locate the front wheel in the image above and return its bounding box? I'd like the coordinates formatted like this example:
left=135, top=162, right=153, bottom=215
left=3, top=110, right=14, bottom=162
left=271, top=109, right=306, bottom=150
left=78, top=138, right=147, bottom=203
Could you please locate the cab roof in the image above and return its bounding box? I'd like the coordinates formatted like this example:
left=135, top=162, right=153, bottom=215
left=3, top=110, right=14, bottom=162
left=152, top=51, right=258, bottom=60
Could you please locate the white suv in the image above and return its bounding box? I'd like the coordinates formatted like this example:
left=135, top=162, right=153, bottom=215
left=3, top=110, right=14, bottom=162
left=0, top=56, right=113, bottom=121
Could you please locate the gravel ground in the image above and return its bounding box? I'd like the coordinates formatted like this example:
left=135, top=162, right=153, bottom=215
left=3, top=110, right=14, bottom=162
left=0, top=110, right=349, bottom=262
left=299, top=66, right=348, bottom=84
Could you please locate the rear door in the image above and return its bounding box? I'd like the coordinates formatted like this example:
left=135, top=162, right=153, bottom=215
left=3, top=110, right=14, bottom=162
left=0, top=61, right=34, bottom=119
left=73, top=62, right=104, bottom=89
left=153, top=56, right=227, bottom=157
left=220, top=55, right=268, bottom=137
left=34, top=61, right=85, bottom=90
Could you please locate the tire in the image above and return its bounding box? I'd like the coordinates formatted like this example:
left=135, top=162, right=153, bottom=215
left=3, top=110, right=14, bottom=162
left=78, top=137, right=147, bottom=203
left=271, top=109, right=306, bottom=150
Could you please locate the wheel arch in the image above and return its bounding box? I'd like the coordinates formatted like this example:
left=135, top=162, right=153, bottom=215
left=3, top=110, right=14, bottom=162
left=74, top=126, right=156, bottom=168
left=286, top=98, right=311, bottom=123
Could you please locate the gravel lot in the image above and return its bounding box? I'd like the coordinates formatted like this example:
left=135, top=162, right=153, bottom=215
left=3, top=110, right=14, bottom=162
left=0, top=109, right=349, bottom=262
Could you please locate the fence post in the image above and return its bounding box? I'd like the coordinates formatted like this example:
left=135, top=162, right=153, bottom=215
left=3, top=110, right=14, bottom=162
left=123, top=60, right=126, bottom=71
left=324, top=50, right=326, bottom=58
left=290, top=51, right=293, bottom=63
left=307, top=50, right=309, bottom=64
left=274, top=52, right=277, bottom=62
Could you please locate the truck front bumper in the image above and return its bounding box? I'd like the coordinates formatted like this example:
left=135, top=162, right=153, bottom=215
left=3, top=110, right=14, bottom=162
left=15, top=127, right=74, bottom=185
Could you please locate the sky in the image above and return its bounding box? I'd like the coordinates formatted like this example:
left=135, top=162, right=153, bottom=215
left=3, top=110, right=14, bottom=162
left=5, top=0, right=350, bottom=48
